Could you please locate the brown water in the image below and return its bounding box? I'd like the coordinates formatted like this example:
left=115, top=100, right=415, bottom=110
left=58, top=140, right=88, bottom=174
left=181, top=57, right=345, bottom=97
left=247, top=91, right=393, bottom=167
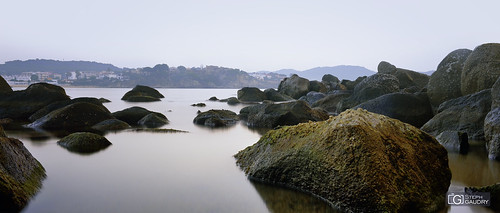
left=5, top=88, right=498, bottom=213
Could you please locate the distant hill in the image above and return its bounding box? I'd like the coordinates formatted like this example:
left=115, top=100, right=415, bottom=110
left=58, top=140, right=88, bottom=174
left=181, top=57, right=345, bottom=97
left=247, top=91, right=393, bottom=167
left=269, top=65, right=375, bottom=81
left=0, top=59, right=122, bottom=75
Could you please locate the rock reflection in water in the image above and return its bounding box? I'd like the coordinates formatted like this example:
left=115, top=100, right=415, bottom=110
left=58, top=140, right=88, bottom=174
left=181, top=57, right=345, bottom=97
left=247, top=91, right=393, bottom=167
left=251, top=181, right=340, bottom=213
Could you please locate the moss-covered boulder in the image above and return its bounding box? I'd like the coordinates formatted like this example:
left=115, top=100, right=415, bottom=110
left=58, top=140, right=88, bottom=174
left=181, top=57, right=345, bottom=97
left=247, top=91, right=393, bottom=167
left=355, top=92, right=433, bottom=128
left=193, top=109, right=239, bottom=127
left=112, top=106, right=167, bottom=126
left=237, top=87, right=266, bottom=102
left=421, top=89, right=491, bottom=140
left=235, top=109, right=451, bottom=212
left=121, top=85, right=164, bottom=102
left=28, top=102, right=114, bottom=131
left=91, top=119, right=130, bottom=131
left=278, top=74, right=310, bottom=99
left=465, top=183, right=500, bottom=211
left=0, top=83, right=69, bottom=120
left=0, top=75, right=12, bottom=93
left=239, top=100, right=329, bottom=128
left=57, top=132, right=111, bottom=154
left=29, top=97, right=110, bottom=121
left=427, top=49, right=472, bottom=109
left=461, top=43, right=500, bottom=95
left=0, top=126, right=46, bottom=212
left=137, top=113, right=169, bottom=128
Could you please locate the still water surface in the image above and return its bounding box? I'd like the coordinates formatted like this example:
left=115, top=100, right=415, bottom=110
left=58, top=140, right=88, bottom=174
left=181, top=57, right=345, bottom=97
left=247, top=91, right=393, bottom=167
left=5, top=88, right=499, bottom=213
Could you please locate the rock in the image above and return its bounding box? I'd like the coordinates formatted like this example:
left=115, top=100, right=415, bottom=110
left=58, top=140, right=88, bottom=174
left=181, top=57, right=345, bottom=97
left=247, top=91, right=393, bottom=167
left=91, top=119, right=130, bottom=131
left=0, top=75, right=12, bottom=93
left=308, top=80, right=327, bottom=93
left=339, top=73, right=399, bottom=111
left=298, top=91, right=326, bottom=106
left=28, top=102, right=114, bottom=131
left=29, top=97, right=110, bottom=121
left=0, top=127, right=46, bottom=212
left=427, top=49, right=472, bottom=108
left=312, top=93, right=351, bottom=113
left=57, top=132, right=111, bottom=154
left=393, top=68, right=429, bottom=90
left=226, top=97, right=240, bottom=105
left=377, top=61, right=397, bottom=74
left=461, top=43, right=500, bottom=95
left=263, top=89, right=293, bottom=102
left=435, top=131, right=469, bottom=154
left=278, top=74, right=310, bottom=99
left=0, top=83, right=69, bottom=120
left=98, top=98, right=111, bottom=103
left=193, top=109, right=239, bottom=127
left=421, top=89, right=491, bottom=140
left=354, top=92, right=433, bottom=128
left=321, top=74, right=340, bottom=83
left=208, top=96, right=219, bottom=101
left=484, top=107, right=500, bottom=160
left=492, top=77, right=500, bottom=109
left=239, top=100, right=329, bottom=128
left=112, top=106, right=167, bottom=126
left=191, top=103, right=206, bottom=107
left=235, top=109, right=451, bottom=213
left=341, top=76, right=367, bottom=90
left=237, top=87, right=266, bottom=102
left=465, top=183, right=500, bottom=211
left=121, top=85, right=164, bottom=102
left=137, top=113, right=169, bottom=128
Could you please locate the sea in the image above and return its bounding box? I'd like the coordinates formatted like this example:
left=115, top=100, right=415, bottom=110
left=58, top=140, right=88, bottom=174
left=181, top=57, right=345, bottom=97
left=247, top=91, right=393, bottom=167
left=4, top=88, right=498, bottom=213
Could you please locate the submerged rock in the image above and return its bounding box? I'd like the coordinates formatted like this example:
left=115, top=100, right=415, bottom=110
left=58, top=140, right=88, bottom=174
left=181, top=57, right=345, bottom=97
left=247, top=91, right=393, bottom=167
left=239, top=100, right=329, bottom=128
left=121, top=85, right=164, bottom=102
left=237, top=87, right=266, bottom=102
left=191, top=103, right=206, bottom=107
left=235, top=109, right=451, bottom=213
left=28, top=102, right=114, bottom=131
left=112, top=106, right=167, bottom=126
left=461, top=43, right=500, bottom=95
left=29, top=97, right=110, bottom=121
left=421, top=89, right=491, bottom=140
left=465, top=183, right=500, bottom=211
left=91, top=119, right=130, bottom=131
left=57, top=132, right=111, bottom=154
left=193, top=109, right=239, bottom=127
left=137, top=113, right=169, bottom=128
left=0, top=83, right=69, bottom=120
left=0, top=126, right=46, bottom=212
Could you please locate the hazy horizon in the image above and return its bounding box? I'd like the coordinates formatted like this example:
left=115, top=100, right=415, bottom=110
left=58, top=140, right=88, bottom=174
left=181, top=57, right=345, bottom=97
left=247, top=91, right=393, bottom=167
left=1, top=0, right=499, bottom=73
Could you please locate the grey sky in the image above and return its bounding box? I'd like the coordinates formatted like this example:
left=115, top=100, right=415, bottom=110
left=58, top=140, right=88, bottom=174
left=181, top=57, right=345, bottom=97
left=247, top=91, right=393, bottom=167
left=1, top=0, right=499, bottom=72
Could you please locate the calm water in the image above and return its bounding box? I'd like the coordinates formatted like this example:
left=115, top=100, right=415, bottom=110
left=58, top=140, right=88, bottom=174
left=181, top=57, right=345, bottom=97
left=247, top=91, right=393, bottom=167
left=5, top=88, right=499, bottom=213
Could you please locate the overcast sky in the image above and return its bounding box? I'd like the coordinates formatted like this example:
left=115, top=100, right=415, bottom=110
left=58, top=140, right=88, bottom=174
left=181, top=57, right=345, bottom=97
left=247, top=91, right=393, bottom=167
left=1, top=0, right=499, bottom=72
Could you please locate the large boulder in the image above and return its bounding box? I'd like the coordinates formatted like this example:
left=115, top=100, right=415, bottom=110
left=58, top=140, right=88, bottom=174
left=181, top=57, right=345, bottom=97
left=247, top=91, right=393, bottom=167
left=427, top=49, right=472, bottom=108
left=193, top=109, right=239, bottom=127
left=492, top=77, right=500, bottom=109
left=278, top=74, right=310, bottom=99
left=263, top=89, right=293, bottom=102
left=484, top=107, right=500, bottom=160
left=377, top=61, right=397, bottom=74
left=355, top=92, right=433, bottom=128
left=57, top=132, right=112, bottom=154
left=0, top=127, right=46, bottom=212
left=421, top=89, right=491, bottom=140
left=29, top=97, right=110, bottom=121
left=312, top=92, right=351, bottom=113
left=112, top=106, right=167, bottom=126
left=0, top=75, right=12, bottom=93
left=237, top=87, right=266, bottom=102
left=308, top=80, right=327, bottom=93
left=393, top=68, right=429, bottom=90
left=339, top=73, right=399, bottom=111
left=0, top=83, right=69, bottom=120
left=341, top=76, right=367, bottom=91
left=121, top=85, right=164, bottom=102
left=461, top=43, right=500, bottom=95
left=239, top=100, right=329, bottom=128
left=28, top=102, right=114, bottom=131
left=235, top=109, right=451, bottom=212
left=298, top=91, right=326, bottom=106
